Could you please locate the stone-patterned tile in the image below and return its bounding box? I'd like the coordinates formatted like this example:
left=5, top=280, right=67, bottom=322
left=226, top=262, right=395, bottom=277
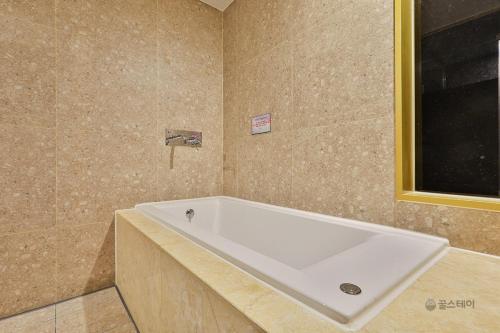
left=223, top=137, right=239, bottom=197
left=0, top=0, right=55, bottom=27
left=156, top=0, right=223, bottom=202
left=237, top=132, right=292, bottom=206
left=157, top=73, right=223, bottom=201
left=395, top=202, right=500, bottom=256
left=222, top=0, right=240, bottom=75
left=157, top=70, right=222, bottom=135
left=115, top=217, right=161, bottom=333
left=206, top=288, right=264, bottom=333
left=158, top=0, right=222, bottom=83
left=55, top=0, right=97, bottom=36
left=56, top=127, right=98, bottom=226
left=236, top=0, right=291, bottom=64
left=0, top=305, right=55, bottom=333
left=0, top=14, right=56, bottom=128
left=291, top=117, right=394, bottom=225
left=223, top=70, right=240, bottom=197
left=160, top=251, right=220, bottom=333
left=56, top=223, right=115, bottom=301
left=91, top=129, right=158, bottom=224
left=292, top=1, right=393, bottom=129
left=56, top=1, right=158, bottom=133
left=0, top=125, right=55, bottom=235
left=239, top=42, right=293, bottom=135
left=365, top=249, right=500, bottom=333
left=56, top=1, right=158, bottom=227
left=0, top=230, right=57, bottom=318
left=158, top=139, right=222, bottom=200
left=56, top=30, right=98, bottom=131
left=284, top=0, right=342, bottom=36
left=92, top=9, right=157, bottom=133
left=223, top=70, right=240, bottom=141
left=56, top=119, right=157, bottom=228
left=56, top=287, right=136, bottom=333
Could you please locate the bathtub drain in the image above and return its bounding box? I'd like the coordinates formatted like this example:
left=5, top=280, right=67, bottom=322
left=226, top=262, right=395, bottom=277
left=340, top=283, right=362, bottom=295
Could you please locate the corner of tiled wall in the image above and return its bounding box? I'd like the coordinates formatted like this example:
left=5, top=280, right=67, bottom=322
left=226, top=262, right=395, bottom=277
left=0, top=0, right=223, bottom=318
left=221, top=0, right=500, bottom=256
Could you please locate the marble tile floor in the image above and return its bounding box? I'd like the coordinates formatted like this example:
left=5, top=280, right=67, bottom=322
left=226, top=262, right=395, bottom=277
left=0, top=287, right=137, bottom=333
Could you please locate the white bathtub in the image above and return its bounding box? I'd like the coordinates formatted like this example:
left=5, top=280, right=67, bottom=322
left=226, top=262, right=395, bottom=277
left=136, top=196, right=448, bottom=330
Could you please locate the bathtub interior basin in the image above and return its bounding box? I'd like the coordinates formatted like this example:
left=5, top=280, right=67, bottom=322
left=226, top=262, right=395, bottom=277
left=135, top=196, right=448, bottom=330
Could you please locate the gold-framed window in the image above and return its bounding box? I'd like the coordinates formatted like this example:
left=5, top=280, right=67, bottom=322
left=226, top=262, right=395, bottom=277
left=394, top=0, right=500, bottom=212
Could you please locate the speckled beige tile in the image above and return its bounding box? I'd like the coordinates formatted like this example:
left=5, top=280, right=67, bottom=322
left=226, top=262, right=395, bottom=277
left=0, top=125, right=55, bottom=235
left=91, top=129, right=157, bottom=223
left=56, top=223, right=114, bottom=301
left=0, top=305, right=55, bottom=333
left=223, top=71, right=240, bottom=196
left=223, top=137, right=239, bottom=197
left=158, top=0, right=222, bottom=83
left=56, top=287, right=136, bottom=333
left=239, top=42, right=293, bottom=135
left=285, top=0, right=341, bottom=36
left=156, top=0, right=223, bottom=201
left=115, top=214, right=162, bottom=333
left=0, top=0, right=54, bottom=27
left=157, top=83, right=223, bottom=200
left=92, top=43, right=157, bottom=133
left=158, top=146, right=222, bottom=200
left=237, top=132, right=292, bottom=206
left=0, top=230, right=56, bottom=318
left=157, top=83, right=222, bottom=200
left=55, top=0, right=158, bottom=228
left=56, top=127, right=98, bottom=226
left=396, top=202, right=500, bottom=256
left=55, top=0, right=96, bottom=36
left=292, top=117, right=394, bottom=225
left=160, top=251, right=221, bottom=332
left=222, top=1, right=240, bottom=75
left=56, top=29, right=98, bottom=131
left=0, top=14, right=56, bottom=128
left=292, top=3, right=393, bottom=129
left=236, top=0, right=291, bottom=64
left=56, top=0, right=157, bottom=133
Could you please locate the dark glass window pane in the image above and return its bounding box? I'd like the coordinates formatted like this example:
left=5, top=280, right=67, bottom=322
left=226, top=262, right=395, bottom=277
left=416, top=1, right=500, bottom=198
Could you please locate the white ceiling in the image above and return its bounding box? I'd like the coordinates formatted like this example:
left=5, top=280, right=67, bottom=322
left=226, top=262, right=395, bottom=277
left=200, top=0, right=234, bottom=11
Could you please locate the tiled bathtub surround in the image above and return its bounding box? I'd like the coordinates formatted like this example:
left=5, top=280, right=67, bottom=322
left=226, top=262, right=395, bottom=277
left=0, top=0, right=222, bottom=318
left=116, top=210, right=500, bottom=333
left=1, top=0, right=499, bottom=323
left=222, top=0, right=500, bottom=255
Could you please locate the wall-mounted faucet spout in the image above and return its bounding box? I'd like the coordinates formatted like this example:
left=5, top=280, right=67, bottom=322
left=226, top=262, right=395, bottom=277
left=165, top=129, right=202, bottom=147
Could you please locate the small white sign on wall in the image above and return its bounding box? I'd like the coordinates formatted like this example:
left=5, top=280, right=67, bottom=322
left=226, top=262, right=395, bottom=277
left=251, top=113, right=271, bottom=135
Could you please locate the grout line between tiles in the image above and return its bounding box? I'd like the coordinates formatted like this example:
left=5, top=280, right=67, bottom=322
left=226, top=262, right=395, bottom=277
left=54, top=0, right=59, bottom=314
left=115, top=287, right=140, bottom=333
left=221, top=9, right=225, bottom=196
left=155, top=0, right=160, bottom=202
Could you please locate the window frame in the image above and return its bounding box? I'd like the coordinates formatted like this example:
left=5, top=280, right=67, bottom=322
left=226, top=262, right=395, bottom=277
left=394, top=0, right=500, bottom=212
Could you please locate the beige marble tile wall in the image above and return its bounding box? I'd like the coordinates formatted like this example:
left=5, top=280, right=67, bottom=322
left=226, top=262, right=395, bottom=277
left=115, top=212, right=263, bottom=333
left=0, top=0, right=222, bottom=318
left=222, top=0, right=500, bottom=255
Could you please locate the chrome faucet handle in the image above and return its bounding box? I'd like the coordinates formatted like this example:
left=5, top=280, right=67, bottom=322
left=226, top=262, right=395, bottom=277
left=185, top=137, right=201, bottom=146
left=165, top=129, right=202, bottom=147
